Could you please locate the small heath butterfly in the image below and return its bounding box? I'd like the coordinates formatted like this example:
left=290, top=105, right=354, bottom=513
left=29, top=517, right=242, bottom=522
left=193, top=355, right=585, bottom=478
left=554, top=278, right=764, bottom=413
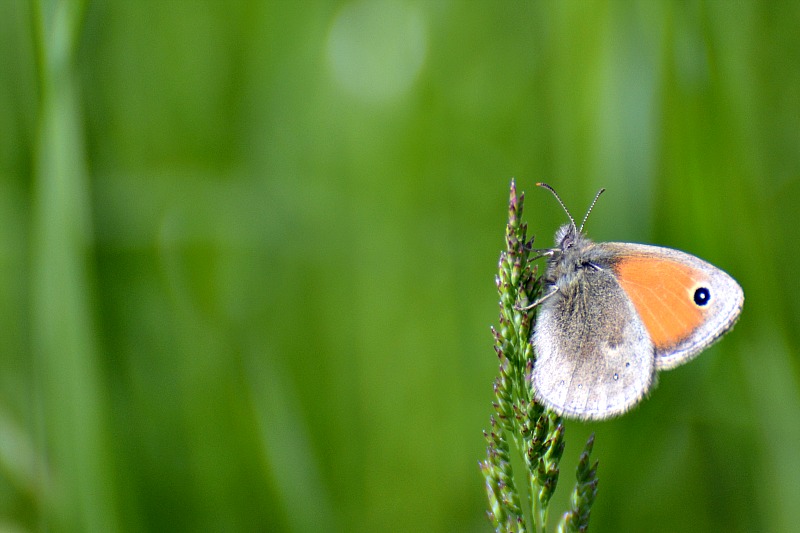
left=529, top=183, right=744, bottom=420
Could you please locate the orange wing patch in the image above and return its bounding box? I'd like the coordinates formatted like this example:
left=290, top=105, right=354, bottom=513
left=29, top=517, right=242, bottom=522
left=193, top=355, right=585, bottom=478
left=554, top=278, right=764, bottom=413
left=613, top=256, right=706, bottom=350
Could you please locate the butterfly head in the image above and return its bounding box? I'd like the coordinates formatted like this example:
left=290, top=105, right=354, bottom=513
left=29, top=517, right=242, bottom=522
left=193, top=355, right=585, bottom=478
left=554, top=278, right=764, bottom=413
left=537, top=183, right=604, bottom=256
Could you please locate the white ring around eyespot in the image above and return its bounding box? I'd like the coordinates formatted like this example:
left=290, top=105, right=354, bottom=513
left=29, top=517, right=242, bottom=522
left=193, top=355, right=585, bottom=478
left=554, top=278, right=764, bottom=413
left=689, top=283, right=712, bottom=308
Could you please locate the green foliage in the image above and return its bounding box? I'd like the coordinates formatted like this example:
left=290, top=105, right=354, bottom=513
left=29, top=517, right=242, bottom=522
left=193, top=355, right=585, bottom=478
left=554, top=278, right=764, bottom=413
left=557, top=434, right=599, bottom=533
left=1, top=1, right=799, bottom=532
left=482, top=181, right=597, bottom=532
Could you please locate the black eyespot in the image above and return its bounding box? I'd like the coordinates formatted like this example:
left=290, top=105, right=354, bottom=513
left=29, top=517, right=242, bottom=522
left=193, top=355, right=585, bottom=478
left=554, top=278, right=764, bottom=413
left=694, top=287, right=711, bottom=306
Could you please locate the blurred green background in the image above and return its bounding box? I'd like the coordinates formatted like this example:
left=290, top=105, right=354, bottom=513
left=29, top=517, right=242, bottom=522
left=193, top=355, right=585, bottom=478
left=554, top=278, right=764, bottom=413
left=2, top=1, right=799, bottom=531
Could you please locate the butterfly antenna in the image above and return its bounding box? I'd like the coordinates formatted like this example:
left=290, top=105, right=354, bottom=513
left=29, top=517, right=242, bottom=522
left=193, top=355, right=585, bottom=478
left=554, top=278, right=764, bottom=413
left=536, top=182, right=577, bottom=233
left=578, top=188, right=606, bottom=233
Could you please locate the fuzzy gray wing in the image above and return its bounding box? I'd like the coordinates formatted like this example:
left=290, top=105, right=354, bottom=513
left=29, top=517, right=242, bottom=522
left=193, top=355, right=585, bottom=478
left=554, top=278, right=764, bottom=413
left=532, top=269, right=656, bottom=420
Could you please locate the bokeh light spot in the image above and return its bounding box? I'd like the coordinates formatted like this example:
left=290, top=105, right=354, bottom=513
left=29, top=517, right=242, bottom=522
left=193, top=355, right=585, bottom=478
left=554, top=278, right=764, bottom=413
left=326, top=0, right=427, bottom=104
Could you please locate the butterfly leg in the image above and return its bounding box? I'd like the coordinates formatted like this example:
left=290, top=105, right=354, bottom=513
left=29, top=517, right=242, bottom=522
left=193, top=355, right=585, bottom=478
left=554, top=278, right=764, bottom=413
left=522, top=244, right=555, bottom=261
left=515, top=285, right=558, bottom=311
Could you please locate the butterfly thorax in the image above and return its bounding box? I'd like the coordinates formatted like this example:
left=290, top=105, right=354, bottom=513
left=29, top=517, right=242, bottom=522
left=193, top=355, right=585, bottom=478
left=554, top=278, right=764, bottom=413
left=545, top=224, right=606, bottom=291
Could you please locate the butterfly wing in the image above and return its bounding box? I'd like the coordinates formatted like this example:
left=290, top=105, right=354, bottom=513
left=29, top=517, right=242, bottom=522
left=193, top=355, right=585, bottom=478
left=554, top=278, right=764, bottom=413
left=532, top=267, right=656, bottom=420
left=604, top=243, right=744, bottom=370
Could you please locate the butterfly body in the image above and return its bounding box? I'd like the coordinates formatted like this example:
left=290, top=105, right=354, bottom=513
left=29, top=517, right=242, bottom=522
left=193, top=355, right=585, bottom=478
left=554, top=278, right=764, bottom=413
left=532, top=215, right=744, bottom=421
